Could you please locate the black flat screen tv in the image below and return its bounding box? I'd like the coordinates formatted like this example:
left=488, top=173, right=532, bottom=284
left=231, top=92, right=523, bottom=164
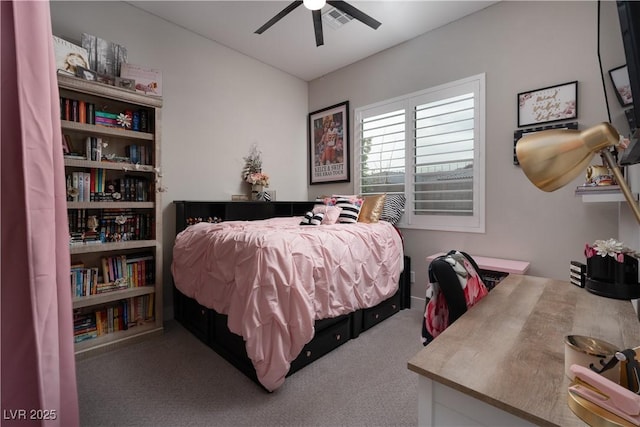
left=617, top=0, right=640, bottom=164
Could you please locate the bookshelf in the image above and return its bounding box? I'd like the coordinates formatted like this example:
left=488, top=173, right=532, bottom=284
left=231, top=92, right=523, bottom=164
left=58, top=73, right=163, bottom=358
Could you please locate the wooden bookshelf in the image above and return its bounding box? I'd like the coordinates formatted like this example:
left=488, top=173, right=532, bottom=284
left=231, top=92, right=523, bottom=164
left=59, top=73, right=163, bottom=357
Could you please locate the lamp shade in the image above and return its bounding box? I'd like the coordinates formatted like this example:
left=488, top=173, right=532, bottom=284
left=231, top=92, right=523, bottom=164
left=516, top=122, right=620, bottom=192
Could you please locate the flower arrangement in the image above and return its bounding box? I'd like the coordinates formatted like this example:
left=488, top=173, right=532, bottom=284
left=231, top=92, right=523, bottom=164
left=242, top=144, right=269, bottom=187
left=584, top=238, right=640, bottom=263
left=246, top=172, right=269, bottom=187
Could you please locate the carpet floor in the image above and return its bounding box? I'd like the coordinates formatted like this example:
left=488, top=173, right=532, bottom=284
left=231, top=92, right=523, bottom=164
left=76, top=303, right=425, bottom=427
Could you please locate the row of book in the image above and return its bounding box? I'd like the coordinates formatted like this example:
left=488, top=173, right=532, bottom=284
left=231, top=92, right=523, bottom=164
left=73, top=294, right=155, bottom=343
left=570, top=260, right=586, bottom=288
left=125, top=144, right=153, bottom=165
left=66, top=171, right=151, bottom=202
left=101, top=253, right=155, bottom=287
left=60, top=98, right=96, bottom=125
left=70, top=254, right=154, bottom=298
left=68, top=209, right=154, bottom=243
left=60, top=96, right=152, bottom=132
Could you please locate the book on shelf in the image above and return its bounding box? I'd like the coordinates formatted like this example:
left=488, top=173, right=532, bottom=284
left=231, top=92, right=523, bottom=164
left=63, top=154, right=86, bottom=160
left=569, top=260, right=586, bottom=288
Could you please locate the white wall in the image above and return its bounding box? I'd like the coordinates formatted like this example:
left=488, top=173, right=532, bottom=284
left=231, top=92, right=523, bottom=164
left=50, top=1, right=309, bottom=318
left=308, top=1, right=633, bottom=297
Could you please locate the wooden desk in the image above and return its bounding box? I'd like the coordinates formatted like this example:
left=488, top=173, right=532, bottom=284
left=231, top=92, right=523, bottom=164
left=407, top=274, right=640, bottom=426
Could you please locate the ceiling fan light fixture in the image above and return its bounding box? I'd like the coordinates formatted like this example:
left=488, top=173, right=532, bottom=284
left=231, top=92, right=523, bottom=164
left=303, top=0, right=326, bottom=11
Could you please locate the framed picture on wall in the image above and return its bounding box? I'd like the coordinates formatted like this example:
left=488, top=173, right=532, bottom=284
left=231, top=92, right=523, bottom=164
left=308, top=101, right=350, bottom=185
left=609, top=64, right=633, bottom=107
left=517, top=81, right=578, bottom=127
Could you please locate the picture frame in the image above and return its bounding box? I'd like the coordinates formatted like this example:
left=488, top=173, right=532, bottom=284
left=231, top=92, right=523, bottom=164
left=75, top=66, right=97, bottom=82
left=120, top=63, right=162, bottom=96
left=513, top=121, right=578, bottom=165
left=309, top=101, right=350, bottom=185
left=81, top=33, right=127, bottom=78
left=95, top=73, right=115, bottom=86
left=53, top=36, right=90, bottom=77
left=517, top=81, right=578, bottom=127
left=609, top=65, right=633, bottom=107
left=115, top=77, right=136, bottom=91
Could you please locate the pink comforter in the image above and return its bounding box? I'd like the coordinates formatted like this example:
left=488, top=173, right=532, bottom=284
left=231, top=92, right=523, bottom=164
left=171, top=217, right=403, bottom=391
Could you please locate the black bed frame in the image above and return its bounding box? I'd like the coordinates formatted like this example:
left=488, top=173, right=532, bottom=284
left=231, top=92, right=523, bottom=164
left=172, top=201, right=411, bottom=390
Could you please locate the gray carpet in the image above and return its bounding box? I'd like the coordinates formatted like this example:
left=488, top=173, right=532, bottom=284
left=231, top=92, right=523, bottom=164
left=76, top=304, right=424, bottom=427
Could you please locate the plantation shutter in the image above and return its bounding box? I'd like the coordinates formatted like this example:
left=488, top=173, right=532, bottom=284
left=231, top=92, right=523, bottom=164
left=359, top=108, right=406, bottom=196
left=354, top=73, right=484, bottom=232
left=413, top=92, right=475, bottom=217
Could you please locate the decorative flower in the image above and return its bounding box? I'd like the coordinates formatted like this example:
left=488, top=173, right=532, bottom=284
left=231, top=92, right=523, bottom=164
left=242, top=144, right=268, bottom=186
left=117, top=112, right=132, bottom=128
left=584, top=238, right=639, bottom=263
left=246, top=172, right=269, bottom=187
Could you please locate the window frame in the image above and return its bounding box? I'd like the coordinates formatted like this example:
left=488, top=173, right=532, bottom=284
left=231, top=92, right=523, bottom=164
left=354, top=73, right=486, bottom=233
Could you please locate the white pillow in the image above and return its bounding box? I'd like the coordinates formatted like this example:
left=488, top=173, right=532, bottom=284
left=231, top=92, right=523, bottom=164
left=312, top=205, right=342, bottom=224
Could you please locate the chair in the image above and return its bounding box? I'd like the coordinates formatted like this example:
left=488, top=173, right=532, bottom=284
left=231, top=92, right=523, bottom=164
left=422, top=250, right=488, bottom=345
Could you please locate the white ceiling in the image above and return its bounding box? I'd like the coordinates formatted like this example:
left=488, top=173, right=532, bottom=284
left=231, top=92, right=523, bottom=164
left=127, top=1, right=498, bottom=81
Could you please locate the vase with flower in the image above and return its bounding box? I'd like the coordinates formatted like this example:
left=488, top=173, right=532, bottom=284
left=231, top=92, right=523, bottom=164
left=242, top=144, right=270, bottom=200
left=584, top=238, right=640, bottom=299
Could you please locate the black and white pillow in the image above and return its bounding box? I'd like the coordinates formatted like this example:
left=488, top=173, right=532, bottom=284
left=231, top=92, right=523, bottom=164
left=380, top=194, right=406, bottom=225
left=300, top=211, right=324, bottom=226
left=335, top=197, right=362, bottom=224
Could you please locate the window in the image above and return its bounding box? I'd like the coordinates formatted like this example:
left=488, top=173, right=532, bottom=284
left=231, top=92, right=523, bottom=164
left=355, top=74, right=485, bottom=232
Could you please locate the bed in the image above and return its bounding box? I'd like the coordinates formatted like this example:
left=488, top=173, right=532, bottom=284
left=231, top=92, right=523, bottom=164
left=171, top=200, right=411, bottom=391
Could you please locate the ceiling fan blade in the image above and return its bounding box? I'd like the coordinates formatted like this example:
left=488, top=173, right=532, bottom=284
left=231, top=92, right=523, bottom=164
left=327, top=1, right=381, bottom=30
left=312, top=9, right=324, bottom=46
left=255, top=1, right=303, bottom=34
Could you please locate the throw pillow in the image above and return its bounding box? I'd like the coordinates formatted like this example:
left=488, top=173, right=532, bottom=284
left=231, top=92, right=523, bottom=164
left=314, top=196, right=337, bottom=206
left=300, top=211, right=324, bottom=226
left=380, top=194, right=406, bottom=225
left=334, top=196, right=363, bottom=224
left=312, top=205, right=342, bottom=224
left=358, top=194, right=387, bottom=223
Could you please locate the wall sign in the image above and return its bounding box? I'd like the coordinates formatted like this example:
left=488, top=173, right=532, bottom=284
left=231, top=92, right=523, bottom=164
left=517, top=81, right=578, bottom=127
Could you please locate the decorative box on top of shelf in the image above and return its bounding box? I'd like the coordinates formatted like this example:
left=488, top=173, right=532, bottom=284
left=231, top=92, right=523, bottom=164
left=59, top=73, right=163, bottom=358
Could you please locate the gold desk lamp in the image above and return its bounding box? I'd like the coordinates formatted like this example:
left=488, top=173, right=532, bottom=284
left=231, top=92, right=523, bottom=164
left=516, top=122, right=640, bottom=225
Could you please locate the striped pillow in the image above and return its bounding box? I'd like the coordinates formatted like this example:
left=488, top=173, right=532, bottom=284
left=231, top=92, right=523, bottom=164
left=380, top=194, right=406, bottom=225
left=300, top=211, right=324, bottom=226
left=335, top=197, right=363, bottom=224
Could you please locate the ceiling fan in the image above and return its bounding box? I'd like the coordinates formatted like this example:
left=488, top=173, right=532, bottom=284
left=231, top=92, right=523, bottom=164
left=255, top=0, right=382, bottom=47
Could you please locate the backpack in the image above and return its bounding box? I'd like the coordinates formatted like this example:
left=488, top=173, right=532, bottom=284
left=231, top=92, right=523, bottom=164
left=422, top=250, right=489, bottom=346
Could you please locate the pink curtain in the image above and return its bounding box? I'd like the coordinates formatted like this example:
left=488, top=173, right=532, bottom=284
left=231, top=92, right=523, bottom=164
left=1, top=1, right=80, bottom=426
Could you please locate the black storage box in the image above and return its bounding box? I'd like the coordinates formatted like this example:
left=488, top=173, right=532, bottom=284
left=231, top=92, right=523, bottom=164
left=586, top=254, right=640, bottom=300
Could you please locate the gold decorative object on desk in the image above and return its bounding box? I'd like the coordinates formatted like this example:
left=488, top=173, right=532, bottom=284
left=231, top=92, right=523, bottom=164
left=567, top=363, right=640, bottom=427
left=564, top=335, right=620, bottom=383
